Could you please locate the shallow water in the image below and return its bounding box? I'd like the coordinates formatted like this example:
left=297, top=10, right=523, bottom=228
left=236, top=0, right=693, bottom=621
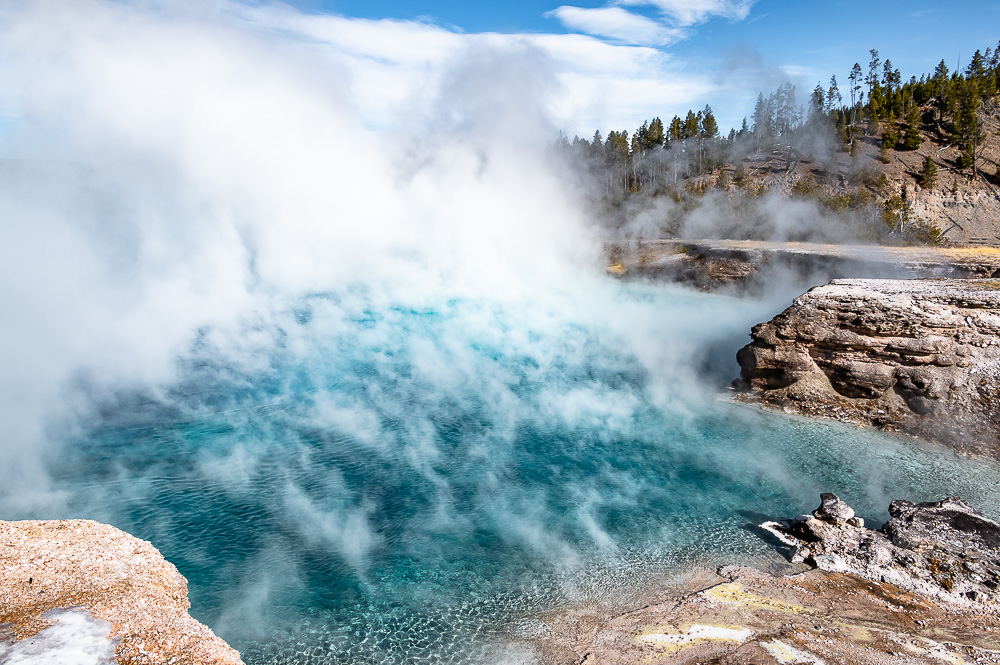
left=38, top=283, right=1000, bottom=665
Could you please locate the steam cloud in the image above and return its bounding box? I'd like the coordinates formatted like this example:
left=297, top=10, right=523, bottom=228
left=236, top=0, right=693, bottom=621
left=0, top=0, right=755, bottom=515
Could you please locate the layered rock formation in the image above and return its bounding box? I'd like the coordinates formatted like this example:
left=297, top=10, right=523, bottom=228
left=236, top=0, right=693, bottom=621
left=735, top=278, right=1000, bottom=455
left=762, top=494, right=1000, bottom=609
left=0, top=519, right=243, bottom=664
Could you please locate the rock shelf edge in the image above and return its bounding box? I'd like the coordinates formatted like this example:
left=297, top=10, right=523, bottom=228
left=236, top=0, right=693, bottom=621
left=0, top=519, right=244, bottom=665
left=735, top=277, right=1000, bottom=457
left=531, top=494, right=1000, bottom=664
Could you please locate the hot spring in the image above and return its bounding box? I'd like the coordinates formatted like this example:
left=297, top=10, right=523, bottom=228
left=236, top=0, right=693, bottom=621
left=2, top=3, right=1000, bottom=664
left=35, top=283, right=1000, bottom=665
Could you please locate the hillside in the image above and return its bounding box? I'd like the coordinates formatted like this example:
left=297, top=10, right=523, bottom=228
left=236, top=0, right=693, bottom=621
left=707, top=108, right=1000, bottom=245
left=560, top=44, right=1000, bottom=247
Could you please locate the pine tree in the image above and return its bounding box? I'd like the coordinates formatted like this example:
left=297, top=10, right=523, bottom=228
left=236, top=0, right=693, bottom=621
left=866, top=107, right=880, bottom=138
left=669, top=116, right=682, bottom=143
left=647, top=117, right=665, bottom=149
left=966, top=49, right=988, bottom=98
left=957, top=142, right=975, bottom=172
left=881, top=110, right=898, bottom=150
left=882, top=59, right=900, bottom=92
left=751, top=93, right=773, bottom=147
left=826, top=75, right=842, bottom=113
left=989, top=41, right=1000, bottom=92
left=919, top=155, right=938, bottom=188
left=635, top=120, right=650, bottom=151
left=698, top=105, right=719, bottom=173
left=849, top=63, right=863, bottom=108
left=811, top=83, right=825, bottom=118
left=700, top=105, right=719, bottom=138
left=902, top=103, right=922, bottom=150
left=683, top=110, right=700, bottom=140
left=590, top=129, right=606, bottom=157
left=630, top=133, right=641, bottom=190
left=775, top=83, right=798, bottom=135
left=867, top=49, right=881, bottom=106
left=953, top=80, right=986, bottom=176
left=605, top=131, right=631, bottom=193
left=933, top=59, right=950, bottom=125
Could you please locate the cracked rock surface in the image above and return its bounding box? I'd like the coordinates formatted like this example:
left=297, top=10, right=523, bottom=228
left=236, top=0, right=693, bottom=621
left=735, top=278, right=1000, bottom=456
left=530, top=564, right=1000, bottom=665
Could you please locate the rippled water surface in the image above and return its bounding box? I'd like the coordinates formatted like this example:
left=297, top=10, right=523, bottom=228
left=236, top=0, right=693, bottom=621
left=45, top=285, right=1000, bottom=665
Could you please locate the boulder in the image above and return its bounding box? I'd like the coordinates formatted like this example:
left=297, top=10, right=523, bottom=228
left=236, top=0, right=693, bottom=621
left=813, top=492, right=856, bottom=524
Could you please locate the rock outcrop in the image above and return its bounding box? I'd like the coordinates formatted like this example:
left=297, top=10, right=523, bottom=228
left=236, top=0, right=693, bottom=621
left=735, top=278, right=1000, bottom=456
left=0, top=519, right=243, bottom=664
left=762, top=494, right=1000, bottom=609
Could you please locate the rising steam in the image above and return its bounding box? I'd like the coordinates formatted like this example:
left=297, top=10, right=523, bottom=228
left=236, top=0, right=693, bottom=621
left=0, top=0, right=742, bottom=514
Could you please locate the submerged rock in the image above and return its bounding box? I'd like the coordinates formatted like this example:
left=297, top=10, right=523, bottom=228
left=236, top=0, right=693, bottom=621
left=735, top=278, right=1000, bottom=457
left=0, top=519, right=243, bottom=664
left=762, top=494, right=1000, bottom=609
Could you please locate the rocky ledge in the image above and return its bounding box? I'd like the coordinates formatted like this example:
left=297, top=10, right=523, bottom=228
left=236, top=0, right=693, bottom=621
left=532, top=495, right=1000, bottom=665
left=0, top=519, right=243, bottom=664
left=614, top=240, right=1000, bottom=291
left=763, top=493, right=1000, bottom=609
left=735, top=277, right=1000, bottom=456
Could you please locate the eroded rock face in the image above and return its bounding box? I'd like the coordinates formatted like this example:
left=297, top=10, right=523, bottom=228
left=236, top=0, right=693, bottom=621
left=735, top=278, right=1000, bottom=456
left=0, top=519, right=243, bottom=665
left=762, top=494, right=1000, bottom=609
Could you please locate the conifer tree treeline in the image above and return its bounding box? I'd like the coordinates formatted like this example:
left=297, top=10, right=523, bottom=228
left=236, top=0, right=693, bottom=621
left=557, top=104, right=728, bottom=196
left=557, top=40, right=1000, bottom=196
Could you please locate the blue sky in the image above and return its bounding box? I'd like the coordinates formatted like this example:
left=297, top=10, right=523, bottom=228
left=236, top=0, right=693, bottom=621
left=279, top=0, right=999, bottom=135
left=0, top=1, right=996, bottom=145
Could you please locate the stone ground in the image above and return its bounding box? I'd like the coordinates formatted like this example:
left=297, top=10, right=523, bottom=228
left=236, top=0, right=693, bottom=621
left=527, top=565, right=1000, bottom=665
left=0, top=519, right=243, bottom=665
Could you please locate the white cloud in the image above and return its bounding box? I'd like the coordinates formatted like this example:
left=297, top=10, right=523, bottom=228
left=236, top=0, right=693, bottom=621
left=545, top=6, right=682, bottom=46
left=228, top=3, right=713, bottom=135
left=617, top=0, right=755, bottom=27
left=544, top=1, right=755, bottom=59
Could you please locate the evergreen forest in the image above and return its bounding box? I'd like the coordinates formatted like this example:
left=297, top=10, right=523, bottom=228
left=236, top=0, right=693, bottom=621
left=556, top=43, right=1000, bottom=246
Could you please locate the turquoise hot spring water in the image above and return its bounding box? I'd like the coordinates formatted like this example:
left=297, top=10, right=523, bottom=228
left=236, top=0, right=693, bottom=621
left=30, top=282, right=1000, bottom=665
